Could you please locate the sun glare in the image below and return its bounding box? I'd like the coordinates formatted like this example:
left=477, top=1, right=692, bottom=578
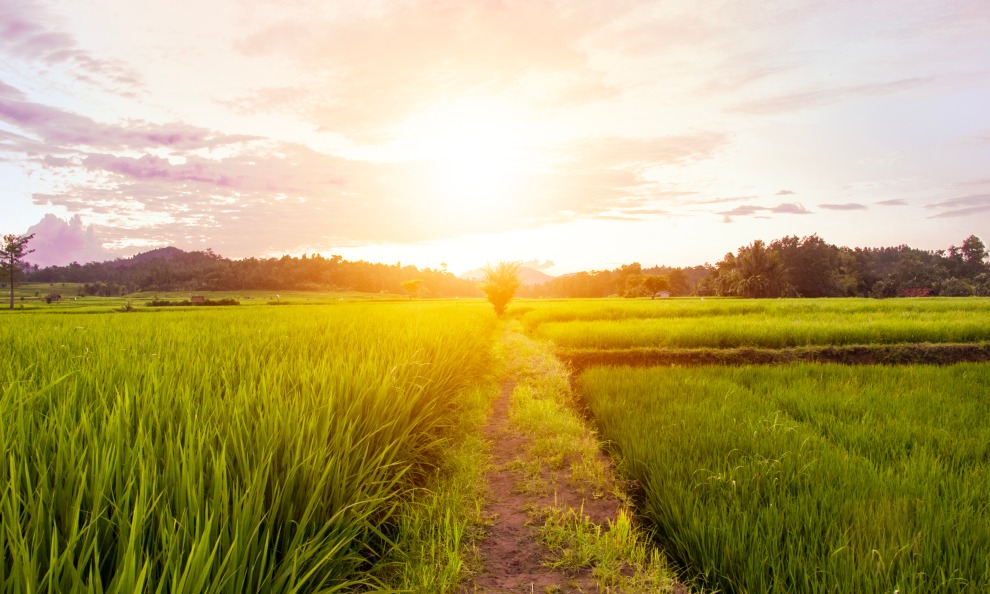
left=395, top=100, right=531, bottom=224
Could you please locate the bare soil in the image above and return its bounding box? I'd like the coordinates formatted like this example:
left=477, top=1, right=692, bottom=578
left=558, top=342, right=990, bottom=372
left=459, top=380, right=622, bottom=593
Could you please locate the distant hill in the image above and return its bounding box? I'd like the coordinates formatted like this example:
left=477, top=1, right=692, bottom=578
left=459, top=266, right=555, bottom=286
left=124, top=246, right=188, bottom=265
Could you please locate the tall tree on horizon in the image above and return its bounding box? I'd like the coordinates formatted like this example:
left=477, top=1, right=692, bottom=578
left=2, top=233, right=35, bottom=309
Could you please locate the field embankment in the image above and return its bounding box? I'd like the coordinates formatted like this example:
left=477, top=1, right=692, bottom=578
left=558, top=342, right=990, bottom=370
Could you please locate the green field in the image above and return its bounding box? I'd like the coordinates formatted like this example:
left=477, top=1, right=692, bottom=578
left=1, top=302, right=495, bottom=592
left=6, top=293, right=990, bottom=593
left=519, top=298, right=990, bottom=349
left=520, top=297, right=990, bottom=593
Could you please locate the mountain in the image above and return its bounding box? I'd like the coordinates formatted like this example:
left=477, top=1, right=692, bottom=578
left=459, top=266, right=555, bottom=286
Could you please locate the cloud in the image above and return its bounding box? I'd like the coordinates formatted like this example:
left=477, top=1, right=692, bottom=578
left=770, top=203, right=811, bottom=215
left=875, top=198, right=908, bottom=206
left=776, top=189, right=795, bottom=195
left=25, top=214, right=115, bottom=267
left=727, top=77, right=934, bottom=115
left=818, top=202, right=867, bottom=211
left=9, top=86, right=726, bottom=256
left=0, top=2, right=140, bottom=91
left=228, top=1, right=633, bottom=137
left=926, top=193, right=990, bottom=219
left=0, top=91, right=257, bottom=152
left=0, top=79, right=26, bottom=99
left=564, top=132, right=727, bottom=169
left=718, top=202, right=811, bottom=222
left=521, top=259, right=555, bottom=271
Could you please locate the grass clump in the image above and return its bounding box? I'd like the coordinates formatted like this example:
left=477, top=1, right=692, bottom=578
left=538, top=506, right=683, bottom=592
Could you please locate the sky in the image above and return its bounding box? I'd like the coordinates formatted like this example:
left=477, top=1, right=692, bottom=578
left=1, top=0, right=989, bottom=274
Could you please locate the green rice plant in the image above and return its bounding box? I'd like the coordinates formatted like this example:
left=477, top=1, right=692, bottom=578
left=535, top=308, right=990, bottom=349
left=0, top=302, right=496, bottom=593
left=517, top=297, right=990, bottom=334
left=579, top=363, right=990, bottom=593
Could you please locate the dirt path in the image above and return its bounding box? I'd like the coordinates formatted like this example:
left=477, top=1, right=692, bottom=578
left=460, top=379, right=621, bottom=593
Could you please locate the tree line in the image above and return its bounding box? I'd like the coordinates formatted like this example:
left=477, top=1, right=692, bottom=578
left=697, top=234, right=990, bottom=298
left=15, top=233, right=990, bottom=299
left=24, top=247, right=483, bottom=297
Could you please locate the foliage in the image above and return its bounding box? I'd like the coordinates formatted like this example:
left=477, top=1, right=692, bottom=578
left=0, top=302, right=495, bottom=592
left=520, top=263, right=705, bottom=298
left=2, top=233, right=34, bottom=310
left=26, top=247, right=481, bottom=296
left=147, top=298, right=240, bottom=307
left=479, top=261, right=521, bottom=316
left=699, top=234, right=988, bottom=299
left=400, top=278, right=424, bottom=299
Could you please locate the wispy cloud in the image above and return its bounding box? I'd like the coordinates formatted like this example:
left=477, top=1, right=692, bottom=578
left=718, top=202, right=811, bottom=222
left=819, top=202, right=867, bottom=211
left=229, top=1, right=630, bottom=138
left=770, top=203, right=811, bottom=215
left=728, top=77, right=934, bottom=115
left=0, top=93, right=256, bottom=152
left=875, top=198, right=908, bottom=206
left=0, top=2, right=140, bottom=92
left=926, top=193, right=990, bottom=219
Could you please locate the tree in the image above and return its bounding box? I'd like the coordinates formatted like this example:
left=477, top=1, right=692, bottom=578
left=400, top=279, right=424, bottom=299
left=480, top=261, right=521, bottom=317
left=642, top=274, right=670, bottom=298
left=733, top=240, right=790, bottom=298
left=2, top=233, right=35, bottom=309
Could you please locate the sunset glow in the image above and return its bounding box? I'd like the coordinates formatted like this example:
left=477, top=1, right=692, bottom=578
left=1, top=0, right=988, bottom=272
left=395, top=100, right=531, bottom=226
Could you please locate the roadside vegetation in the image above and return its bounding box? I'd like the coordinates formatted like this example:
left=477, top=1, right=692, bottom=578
left=498, top=328, right=688, bottom=592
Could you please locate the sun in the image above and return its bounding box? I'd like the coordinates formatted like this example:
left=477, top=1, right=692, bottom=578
left=394, top=99, right=531, bottom=225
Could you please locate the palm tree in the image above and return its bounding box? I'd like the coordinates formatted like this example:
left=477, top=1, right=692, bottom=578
left=733, top=240, right=789, bottom=298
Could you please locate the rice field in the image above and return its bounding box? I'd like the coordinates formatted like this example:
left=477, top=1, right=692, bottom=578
left=521, top=298, right=990, bottom=349
left=1, top=302, right=495, bottom=593
left=531, top=297, right=990, bottom=593
left=579, top=364, right=990, bottom=593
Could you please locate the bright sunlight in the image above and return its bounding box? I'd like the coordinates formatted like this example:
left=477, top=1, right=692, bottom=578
left=394, top=99, right=532, bottom=224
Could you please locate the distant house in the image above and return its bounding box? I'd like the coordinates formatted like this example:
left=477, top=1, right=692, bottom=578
left=44, top=293, right=62, bottom=304
left=190, top=295, right=206, bottom=304
left=898, top=287, right=933, bottom=298
left=654, top=291, right=671, bottom=299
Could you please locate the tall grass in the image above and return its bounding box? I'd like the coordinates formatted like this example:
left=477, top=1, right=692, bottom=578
left=0, top=302, right=495, bottom=593
left=579, top=364, right=990, bottom=593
